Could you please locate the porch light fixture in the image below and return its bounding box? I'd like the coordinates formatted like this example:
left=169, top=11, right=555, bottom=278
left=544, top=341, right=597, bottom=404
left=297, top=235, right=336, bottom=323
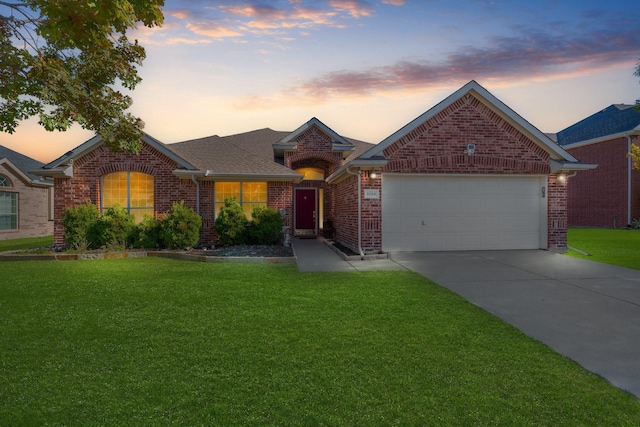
left=370, top=172, right=377, bottom=179
left=558, top=174, right=567, bottom=184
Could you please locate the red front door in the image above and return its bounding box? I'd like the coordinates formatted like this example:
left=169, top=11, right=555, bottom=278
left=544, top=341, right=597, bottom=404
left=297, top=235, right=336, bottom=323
left=295, top=188, right=317, bottom=236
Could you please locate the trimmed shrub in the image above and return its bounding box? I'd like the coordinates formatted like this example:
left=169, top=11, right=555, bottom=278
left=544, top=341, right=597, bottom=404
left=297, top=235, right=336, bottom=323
left=132, top=215, right=162, bottom=249
left=89, top=205, right=135, bottom=249
left=215, top=197, right=247, bottom=246
left=159, top=201, right=202, bottom=249
left=62, top=201, right=100, bottom=250
left=246, top=205, right=283, bottom=245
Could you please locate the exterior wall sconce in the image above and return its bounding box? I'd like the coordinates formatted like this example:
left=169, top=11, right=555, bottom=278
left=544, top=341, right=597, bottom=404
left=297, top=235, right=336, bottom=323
left=370, top=172, right=377, bottom=179
left=558, top=174, right=567, bottom=184
left=464, top=143, right=475, bottom=155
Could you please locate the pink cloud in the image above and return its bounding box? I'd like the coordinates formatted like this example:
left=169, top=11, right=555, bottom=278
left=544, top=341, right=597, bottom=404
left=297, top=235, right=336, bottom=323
left=274, top=25, right=640, bottom=100
left=329, top=0, right=374, bottom=18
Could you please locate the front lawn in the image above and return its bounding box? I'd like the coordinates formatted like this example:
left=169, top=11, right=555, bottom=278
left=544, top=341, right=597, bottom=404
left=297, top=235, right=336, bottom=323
left=0, top=235, right=53, bottom=252
left=567, top=227, right=640, bottom=270
left=1, top=258, right=639, bottom=425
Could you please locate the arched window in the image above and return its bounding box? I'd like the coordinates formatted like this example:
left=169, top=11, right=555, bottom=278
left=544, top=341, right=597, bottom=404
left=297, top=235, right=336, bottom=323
left=101, top=171, right=154, bottom=223
left=295, top=167, right=325, bottom=180
left=0, top=174, right=17, bottom=230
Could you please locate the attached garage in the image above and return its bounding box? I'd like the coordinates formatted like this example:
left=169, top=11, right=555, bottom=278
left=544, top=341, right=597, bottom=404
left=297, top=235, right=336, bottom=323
left=327, top=81, right=595, bottom=255
left=382, top=174, right=548, bottom=251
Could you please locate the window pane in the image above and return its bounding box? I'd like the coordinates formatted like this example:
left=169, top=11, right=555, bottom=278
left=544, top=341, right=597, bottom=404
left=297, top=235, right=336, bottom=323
left=0, top=175, right=10, bottom=187
left=129, top=172, right=154, bottom=208
left=102, top=172, right=128, bottom=208
left=242, top=182, right=267, bottom=203
left=0, top=192, right=17, bottom=230
left=215, top=182, right=240, bottom=203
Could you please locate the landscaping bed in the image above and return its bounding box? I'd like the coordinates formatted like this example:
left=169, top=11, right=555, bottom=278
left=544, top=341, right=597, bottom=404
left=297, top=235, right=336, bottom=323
left=0, top=243, right=294, bottom=263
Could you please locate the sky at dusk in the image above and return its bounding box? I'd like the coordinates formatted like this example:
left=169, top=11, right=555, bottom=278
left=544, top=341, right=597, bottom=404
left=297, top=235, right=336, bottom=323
left=3, top=0, right=640, bottom=163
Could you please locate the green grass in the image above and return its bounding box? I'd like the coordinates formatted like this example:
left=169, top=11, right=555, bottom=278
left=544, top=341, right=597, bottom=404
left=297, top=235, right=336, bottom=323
left=567, top=228, right=640, bottom=270
left=0, top=235, right=53, bottom=252
left=1, top=258, right=639, bottom=425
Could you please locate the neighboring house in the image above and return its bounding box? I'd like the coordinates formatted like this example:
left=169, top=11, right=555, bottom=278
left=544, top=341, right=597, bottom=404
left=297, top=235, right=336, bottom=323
left=555, top=104, right=640, bottom=228
left=36, top=81, right=591, bottom=253
left=0, top=145, right=54, bottom=239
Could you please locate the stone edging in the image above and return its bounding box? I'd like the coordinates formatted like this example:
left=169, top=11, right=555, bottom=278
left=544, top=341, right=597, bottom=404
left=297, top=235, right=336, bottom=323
left=148, top=252, right=296, bottom=264
left=0, top=250, right=296, bottom=264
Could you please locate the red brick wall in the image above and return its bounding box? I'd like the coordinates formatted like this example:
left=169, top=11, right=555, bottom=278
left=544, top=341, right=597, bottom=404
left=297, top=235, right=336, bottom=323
left=565, top=137, right=640, bottom=228
left=267, top=182, right=293, bottom=242
left=53, top=143, right=197, bottom=247
left=361, top=170, right=382, bottom=252
left=334, top=174, right=359, bottom=251
left=383, top=94, right=550, bottom=175
left=548, top=174, right=567, bottom=250
left=376, top=92, right=567, bottom=250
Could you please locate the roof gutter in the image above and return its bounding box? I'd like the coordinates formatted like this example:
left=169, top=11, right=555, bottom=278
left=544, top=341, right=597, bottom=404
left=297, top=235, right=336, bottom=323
left=191, top=174, right=200, bottom=215
left=549, top=160, right=597, bottom=173
left=173, top=170, right=303, bottom=183
left=326, top=159, right=387, bottom=184
left=561, top=128, right=640, bottom=150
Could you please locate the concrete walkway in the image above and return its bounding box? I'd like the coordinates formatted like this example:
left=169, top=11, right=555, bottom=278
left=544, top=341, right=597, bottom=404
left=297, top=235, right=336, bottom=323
left=291, top=238, right=406, bottom=272
left=292, top=238, right=640, bottom=398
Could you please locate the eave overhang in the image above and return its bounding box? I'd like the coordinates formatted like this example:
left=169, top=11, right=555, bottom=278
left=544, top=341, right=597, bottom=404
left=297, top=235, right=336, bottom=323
left=560, top=128, right=640, bottom=150
left=272, top=143, right=298, bottom=158
left=550, top=159, right=598, bottom=173
left=36, top=134, right=197, bottom=179
left=31, top=165, right=73, bottom=179
left=326, top=158, right=388, bottom=184
left=0, top=158, right=54, bottom=187
left=173, top=169, right=303, bottom=183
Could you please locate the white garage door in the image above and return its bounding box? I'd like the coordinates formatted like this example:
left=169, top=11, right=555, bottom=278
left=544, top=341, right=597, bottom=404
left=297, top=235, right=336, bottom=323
left=382, top=175, right=547, bottom=251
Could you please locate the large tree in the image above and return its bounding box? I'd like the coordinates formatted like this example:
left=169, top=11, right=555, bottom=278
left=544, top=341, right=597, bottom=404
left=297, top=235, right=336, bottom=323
left=0, top=0, right=163, bottom=152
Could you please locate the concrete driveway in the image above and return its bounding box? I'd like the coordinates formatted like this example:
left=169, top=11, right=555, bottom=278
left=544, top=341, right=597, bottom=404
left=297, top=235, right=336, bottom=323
left=390, top=250, right=640, bottom=398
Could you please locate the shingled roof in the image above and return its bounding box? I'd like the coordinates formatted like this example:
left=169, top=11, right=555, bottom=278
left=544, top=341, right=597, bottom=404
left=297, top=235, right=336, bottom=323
left=168, top=127, right=374, bottom=178
left=0, top=144, right=49, bottom=184
left=556, top=104, right=640, bottom=146
left=169, top=128, right=297, bottom=177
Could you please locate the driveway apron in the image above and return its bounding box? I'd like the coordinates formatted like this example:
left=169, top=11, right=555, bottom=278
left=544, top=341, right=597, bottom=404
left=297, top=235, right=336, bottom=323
left=390, top=250, right=640, bottom=398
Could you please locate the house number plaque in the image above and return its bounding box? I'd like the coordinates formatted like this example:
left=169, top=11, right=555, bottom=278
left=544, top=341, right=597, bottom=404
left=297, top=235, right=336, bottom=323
left=364, top=189, right=380, bottom=199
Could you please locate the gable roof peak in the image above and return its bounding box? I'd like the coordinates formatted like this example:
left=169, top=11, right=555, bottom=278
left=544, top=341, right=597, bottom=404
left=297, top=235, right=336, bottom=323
left=279, top=117, right=351, bottom=145
left=359, top=80, right=578, bottom=163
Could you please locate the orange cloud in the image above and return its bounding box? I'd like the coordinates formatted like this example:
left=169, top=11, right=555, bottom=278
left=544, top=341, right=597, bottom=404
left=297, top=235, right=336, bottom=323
left=186, top=22, right=243, bottom=38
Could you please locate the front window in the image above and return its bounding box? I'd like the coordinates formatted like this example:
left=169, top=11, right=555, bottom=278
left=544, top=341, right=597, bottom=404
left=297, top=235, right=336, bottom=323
left=0, top=174, right=17, bottom=230
left=215, top=182, right=267, bottom=218
left=101, top=171, right=154, bottom=223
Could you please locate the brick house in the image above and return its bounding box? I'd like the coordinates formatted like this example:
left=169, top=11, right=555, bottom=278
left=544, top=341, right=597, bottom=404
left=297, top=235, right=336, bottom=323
left=555, top=104, right=640, bottom=228
left=37, top=81, right=590, bottom=253
left=0, top=145, right=54, bottom=239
